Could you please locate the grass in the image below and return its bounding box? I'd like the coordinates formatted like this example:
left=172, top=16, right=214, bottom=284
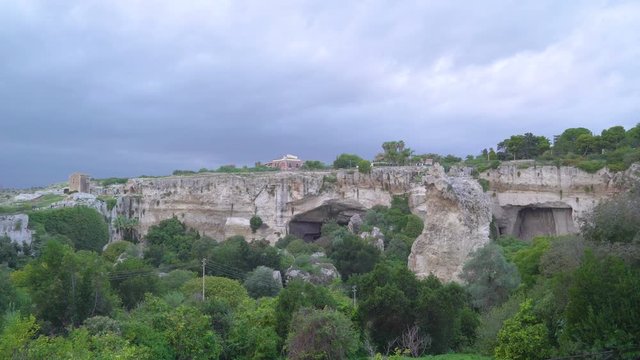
left=0, top=193, right=65, bottom=215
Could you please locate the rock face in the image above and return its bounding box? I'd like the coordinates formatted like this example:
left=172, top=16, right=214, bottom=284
left=478, top=163, right=637, bottom=240
left=113, top=166, right=492, bottom=281
left=0, top=214, right=32, bottom=245
left=118, top=169, right=418, bottom=244
left=408, top=173, right=492, bottom=282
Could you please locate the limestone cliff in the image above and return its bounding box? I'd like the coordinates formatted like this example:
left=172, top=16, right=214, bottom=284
left=479, top=162, right=639, bottom=240
left=113, top=166, right=491, bottom=281
left=0, top=214, right=32, bottom=245
left=117, top=169, right=419, bottom=243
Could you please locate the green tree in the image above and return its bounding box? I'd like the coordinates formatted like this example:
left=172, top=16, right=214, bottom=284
left=575, top=133, right=601, bottom=155
left=497, top=133, right=550, bottom=160
left=182, top=276, right=250, bottom=310
left=0, top=235, right=20, bottom=268
left=227, top=297, right=281, bottom=360
left=562, top=253, right=640, bottom=352
left=354, top=262, right=420, bottom=350
left=417, top=278, right=479, bottom=353
left=333, top=153, right=364, bottom=169
left=29, top=206, right=109, bottom=252
left=581, top=188, right=640, bottom=243
left=385, top=236, right=410, bottom=262
left=164, top=305, right=221, bottom=360
left=301, top=160, right=326, bottom=170
left=26, top=328, right=148, bottom=359
left=158, top=269, right=197, bottom=294
left=102, top=240, right=137, bottom=263
left=328, top=234, right=380, bottom=280
left=553, top=127, right=593, bottom=155
left=144, top=217, right=201, bottom=266
left=600, top=125, right=626, bottom=151
left=494, top=299, right=551, bottom=360
left=377, top=140, right=413, bottom=165
left=274, top=280, right=337, bottom=340
left=286, top=307, right=360, bottom=360
left=510, top=237, right=551, bottom=287
left=358, top=159, right=371, bottom=174
left=244, top=266, right=281, bottom=298
left=402, top=214, right=424, bottom=238
left=460, top=243, right=520, bottom=311
left=249, top=215, right=263, bottom=234
left=110, top=258, right=159, bottom=310
left=13, top=241, right=116, bottom=331
left=0, top=312, right=38, bottom=359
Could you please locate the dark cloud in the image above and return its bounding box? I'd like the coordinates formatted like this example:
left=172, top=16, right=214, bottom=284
left=1, top=0, right=639, bottom=188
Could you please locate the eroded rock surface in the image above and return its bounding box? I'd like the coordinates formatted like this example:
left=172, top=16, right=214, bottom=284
left=408, top=173, right=492, bottom=282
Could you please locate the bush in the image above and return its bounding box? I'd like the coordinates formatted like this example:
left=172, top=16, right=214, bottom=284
left=460, top=243, right=520, bottom=311
left=286, top=307, right=360, bottom=360
left=182, top=276, right=250, bottom=309
left=358, top=160, right=372, bottom=174
left=495, top=299, right=551, bottom=360
left=102, top=241, right=136, bottom=263
left=562, top=253, right=640, bottom=352
left=576, top=160, right=606, bottom=173
left=333, top=153, right=363, bottom=169
left=244, top=266, right=281, bottom=298
left=581, top=188, right=640, bottom=243
left=250, top=215, right=263, bottom=234
left=29, top=206, right=109, bottom=252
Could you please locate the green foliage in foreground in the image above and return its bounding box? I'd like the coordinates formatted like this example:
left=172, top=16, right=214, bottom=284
left=390, top=355, right=493, bottom=360
left=12, top=241, right=116, bottom=332
left=494, top=299, right=551, bottom=360
left=286, top=307, right=360, bottom=360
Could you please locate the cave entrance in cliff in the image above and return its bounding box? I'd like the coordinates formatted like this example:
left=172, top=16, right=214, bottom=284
left=288, top=200, right=366, bottom=242
left=513, top=206, right=574, bottom=240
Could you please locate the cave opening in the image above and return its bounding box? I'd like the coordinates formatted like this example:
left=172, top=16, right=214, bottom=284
left=288, top=200, right=366, bottom=242
left=513, top=207, right=574, bottom=240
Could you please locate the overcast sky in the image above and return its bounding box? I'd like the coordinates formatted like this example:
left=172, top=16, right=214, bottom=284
left=1, top=1, right=639, bottom=188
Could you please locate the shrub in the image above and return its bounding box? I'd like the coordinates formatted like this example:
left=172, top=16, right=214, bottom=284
left=576, top=160, right=606, bottom=173
left=244, top=266, right=281, bottom=298
left=286, top=307, right=360, bottom=360
left=495, top=299, right=551, bottom=360
left=29, top=207, right=109, bottom=252
left=581, top=188, right=640, bottom=243
left=250, top=215, right=263, bottom=234
left=460, top=243, right=520, bottom=311
left=358, top=160, right=372, bottom=174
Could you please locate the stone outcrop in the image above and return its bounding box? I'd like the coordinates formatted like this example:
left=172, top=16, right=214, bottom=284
left=117, top=169, right=420, bottom=244
left=0, top=214, right=32, bottom=245
left=478, top=162, right=638, bottom=240
left=408, top=172, right=492, bottom=282
left=109, top=166, right=490, bottom=281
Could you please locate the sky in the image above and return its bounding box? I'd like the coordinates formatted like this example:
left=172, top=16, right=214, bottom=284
left=1, top=0, right=639, bottom=188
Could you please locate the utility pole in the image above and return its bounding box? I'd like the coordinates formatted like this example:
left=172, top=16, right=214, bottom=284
left=352, top=285, right=357, bottom=307
left=202, top=258, right=206, bottom=301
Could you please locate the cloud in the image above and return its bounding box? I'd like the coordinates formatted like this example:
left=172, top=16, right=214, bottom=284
left=0, top=0, right=639, bottom=187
